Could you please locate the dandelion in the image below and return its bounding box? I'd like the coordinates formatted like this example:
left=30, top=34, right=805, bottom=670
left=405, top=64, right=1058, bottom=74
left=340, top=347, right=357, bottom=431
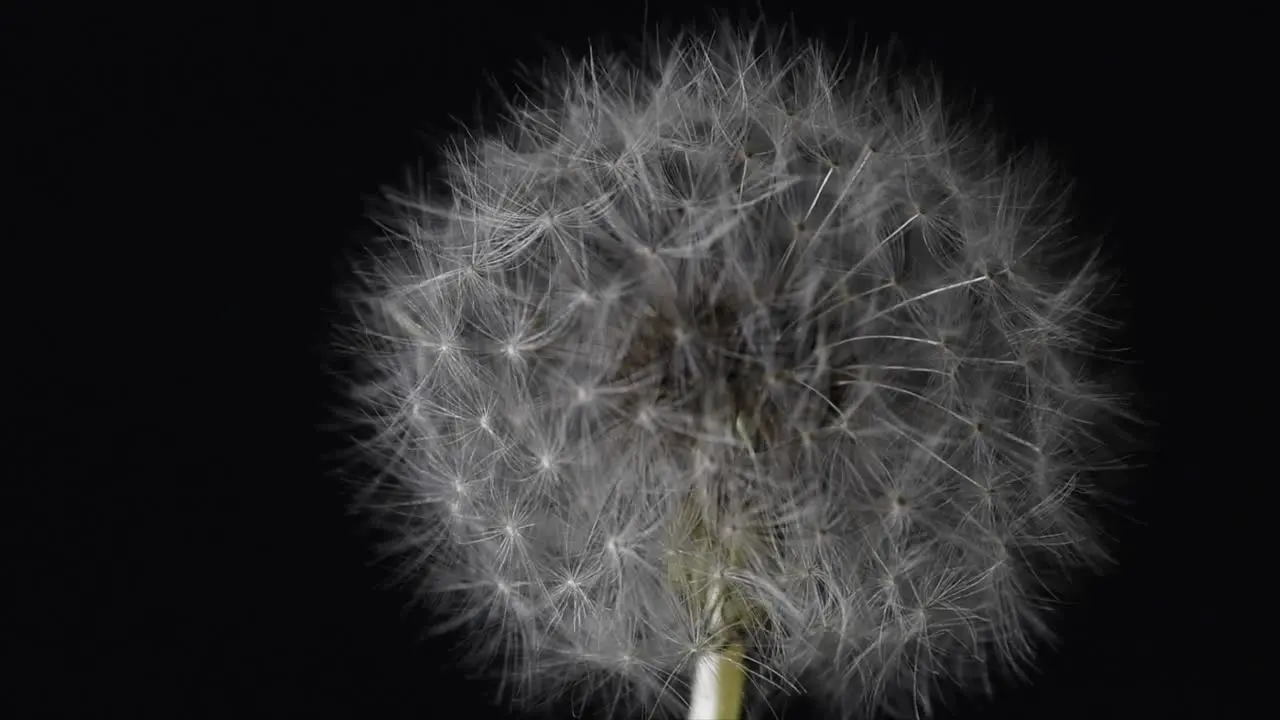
left=335, top=16, right=1135, bottom=720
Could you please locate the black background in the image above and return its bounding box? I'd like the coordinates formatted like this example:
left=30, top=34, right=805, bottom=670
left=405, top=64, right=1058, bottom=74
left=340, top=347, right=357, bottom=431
left=11, top=2, right=1242, bottom=718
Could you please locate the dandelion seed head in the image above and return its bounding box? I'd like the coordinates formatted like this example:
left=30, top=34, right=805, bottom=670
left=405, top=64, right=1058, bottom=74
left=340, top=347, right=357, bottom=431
left=337, top=16, right=1136, bottom=720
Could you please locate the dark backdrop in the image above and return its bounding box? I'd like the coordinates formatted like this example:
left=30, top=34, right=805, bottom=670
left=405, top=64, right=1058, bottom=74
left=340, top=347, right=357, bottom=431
left=10, top=2, right=1236, bottom=718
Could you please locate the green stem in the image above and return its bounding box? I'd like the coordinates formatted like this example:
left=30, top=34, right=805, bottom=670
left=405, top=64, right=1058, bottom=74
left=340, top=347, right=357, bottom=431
left=688, top=641, right=745, bottom=719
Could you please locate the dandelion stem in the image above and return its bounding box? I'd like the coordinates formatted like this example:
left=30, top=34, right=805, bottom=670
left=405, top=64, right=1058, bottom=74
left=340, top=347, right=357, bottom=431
left=689, top=583, right=746, bottom=720
left=688, top=643, right=745, bottom=719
